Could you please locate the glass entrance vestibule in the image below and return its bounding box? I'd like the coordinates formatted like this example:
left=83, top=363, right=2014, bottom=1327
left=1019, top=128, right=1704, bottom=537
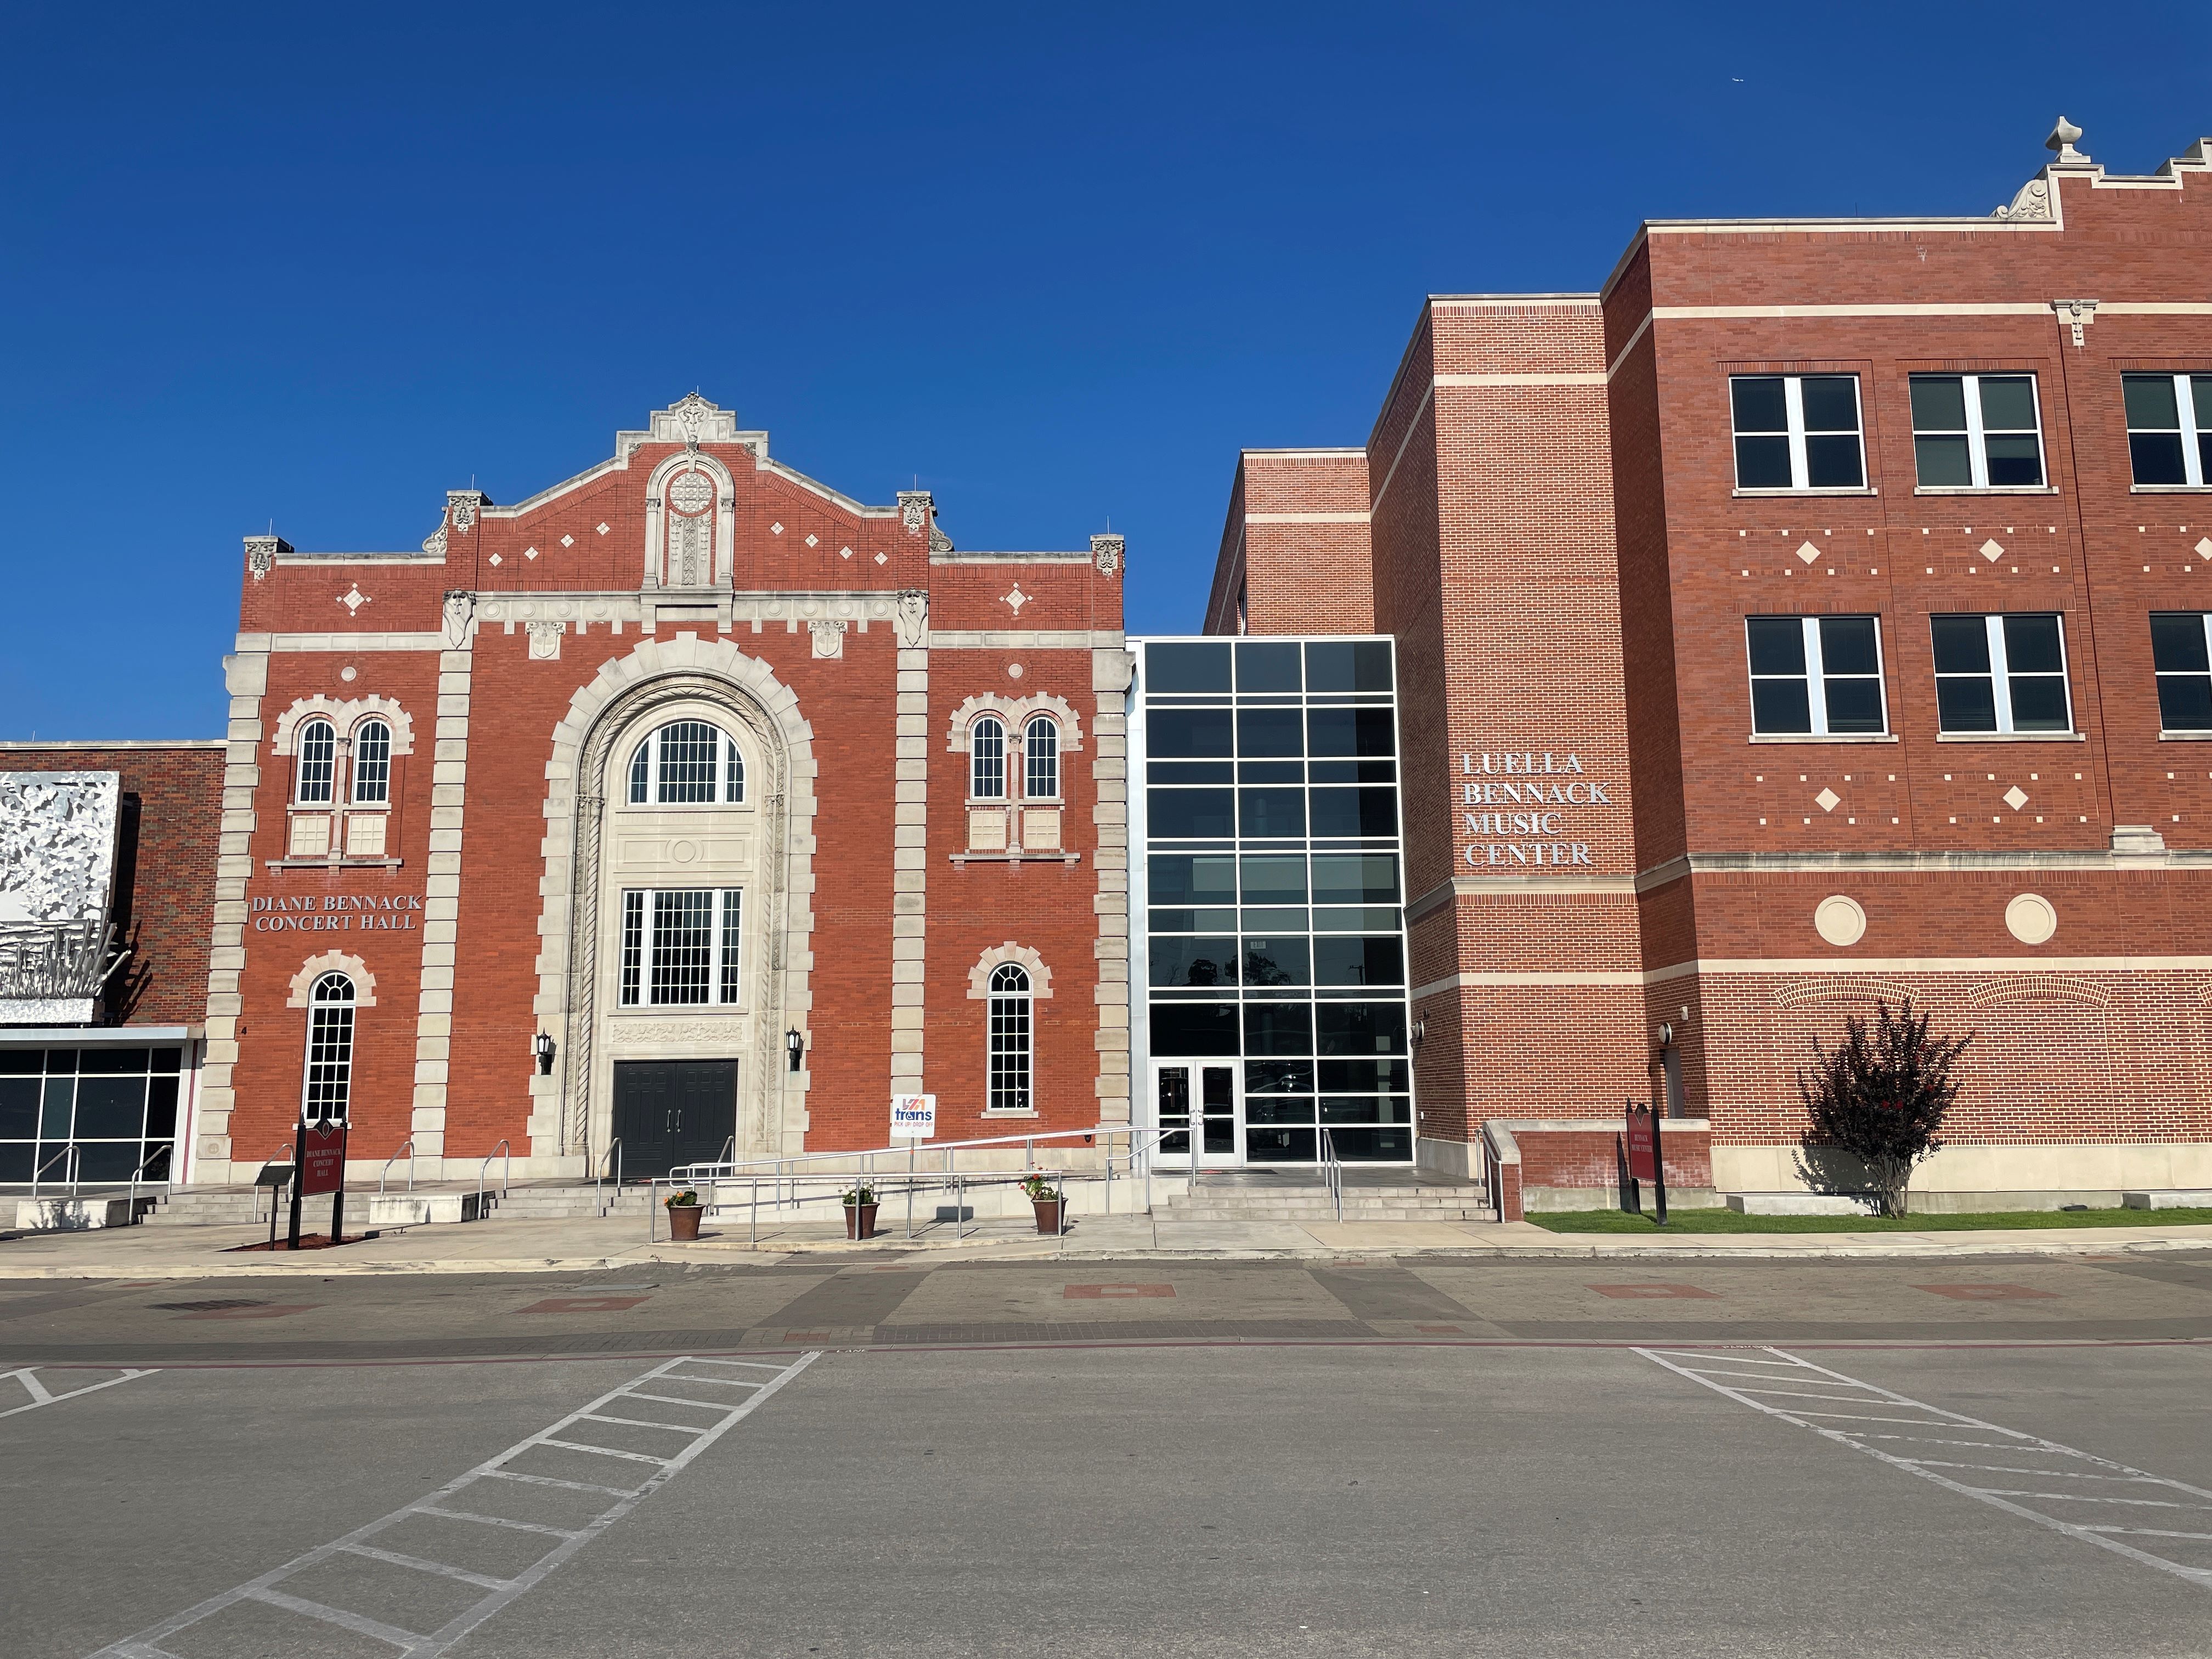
left=1132, top=636, right=1415, bottom=1166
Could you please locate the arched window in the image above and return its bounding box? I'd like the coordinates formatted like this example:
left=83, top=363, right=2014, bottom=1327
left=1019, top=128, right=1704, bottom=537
left=295, top=718, right=336, bottom=804
left=351, top=719, right=392, bottom=804
left=1023, top=715, right=1059, bottom=799
left=303, top=972, right=356, bottom=1124
left=627, top=720, right=745, bottom=805
left=987, top=962, right=1032, bottom=1113
left=970, top=716, right=1006, bottom=800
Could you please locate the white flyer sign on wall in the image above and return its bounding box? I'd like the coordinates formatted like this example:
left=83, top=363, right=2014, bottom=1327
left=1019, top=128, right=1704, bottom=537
left=890, top=1094, right=936, bottom=1139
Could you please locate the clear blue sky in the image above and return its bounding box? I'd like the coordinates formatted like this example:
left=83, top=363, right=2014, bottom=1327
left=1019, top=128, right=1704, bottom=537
left=2, top=1, right=2205, bottom=739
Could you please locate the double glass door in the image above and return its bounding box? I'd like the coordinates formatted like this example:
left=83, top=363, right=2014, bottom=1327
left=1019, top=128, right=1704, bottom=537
left=1153, top=1060, right=1240, bottom=1167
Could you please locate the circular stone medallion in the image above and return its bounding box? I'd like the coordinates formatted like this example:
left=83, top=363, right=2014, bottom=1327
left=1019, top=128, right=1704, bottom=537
left=1813, top=894, right=1866, bottom=947
left=2005, top=892, right=2058, bottom=945
left=668, top=471, right=716, bottom=515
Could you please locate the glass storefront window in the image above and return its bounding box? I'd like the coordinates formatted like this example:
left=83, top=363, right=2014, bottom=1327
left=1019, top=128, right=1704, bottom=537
left=0, top=1047, right=183, bottom=1186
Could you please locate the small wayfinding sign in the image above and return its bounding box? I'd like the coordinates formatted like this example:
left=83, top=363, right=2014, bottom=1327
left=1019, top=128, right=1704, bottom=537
left=890, top=1094, right=936, bottom=1140
left=1618, top=1099, right=1668, bottom=1224
left=288, top=1118, right=350, bottom=1250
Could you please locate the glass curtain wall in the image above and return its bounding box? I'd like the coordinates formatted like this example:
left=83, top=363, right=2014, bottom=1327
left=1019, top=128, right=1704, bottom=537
left=1136, top=637, right=1413, bottom=1163
left=0, top=1047, right=183, bottom=1184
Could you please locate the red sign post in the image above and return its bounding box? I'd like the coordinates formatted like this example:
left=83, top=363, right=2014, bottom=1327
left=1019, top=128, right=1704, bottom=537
left=1618, top=1100, right=1669, bottom=1224
left=287, top=1119, right=349, bottom=1249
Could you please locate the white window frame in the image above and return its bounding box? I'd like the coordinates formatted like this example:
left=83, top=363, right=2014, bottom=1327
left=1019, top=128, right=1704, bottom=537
left=617, top=887, right=744, bottom=1008
left=302, top=972, right=355, bottom=1124
left=1023, top=715, right=1060, bottom=800
left=1910, top=373, right=2047, bottom=490
left=970, top=715, right=1007, bottom=801
left=295, top=718, right=336, bottom=804
left=1931, top=613, right=2075, bottom=736
left=1731, top=374, right=1867, bottom=493
left=627, top=721, right=746, bottom=806
left=2152, top=611, right=2212, bottom=733
left=350, top=718, right=392, bottom=805
left=2125, top=373, right=2212, bottom=489
left=1745, top=616, right=1890, bottom=736
left=985, top=962, right=1033, bottom=1114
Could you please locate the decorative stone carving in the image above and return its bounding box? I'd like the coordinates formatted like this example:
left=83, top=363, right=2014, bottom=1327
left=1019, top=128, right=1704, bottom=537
left=610, top=1018, right=742, bottom=1047
left=668, top=470, right=716, bottom=514
left=1091, top=533, right=1125, bottom=576
left=271, top=695, right=417, bottom=758
left=1001, top=585, right=1030, bottom=615
left=898, top=489, right=932, bottom=533
left=1994, top=176, right=2053, bottom=222
left=447, top=490, right=486, bottom=531
left=244, top=535, right=290, bottom=582
left=1812, top=895, right=1866, bottom=948
left=809, top=619, right=846, bottom=659
left=338, top=584, right=371, bottom=614
left=2052, top=297, right=2099, bottom=348
left=2046, top=115, right=2089, bottom=166
left=659, top=392, right=736, bottom=446
left=443, top=591, right=476, bottom=648
left=422, top=523, right=449, bottom=558
left=966, top=941, right=1052, bottom=1000
left=286, top=951, right=377, bottom=1008
left=895, top=589, right=929, bottom=648
left=2005, top=892, right=2058, bottom=946
left=527, top=620, right=565, bottom=661
left=928, top=525, right=954, bottom=554
left=944, top=693, right=1083, bottom=752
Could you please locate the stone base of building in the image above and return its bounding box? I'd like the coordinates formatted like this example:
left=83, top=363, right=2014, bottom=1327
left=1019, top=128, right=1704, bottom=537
left=1713, top=1142, right=2212, bottom=1205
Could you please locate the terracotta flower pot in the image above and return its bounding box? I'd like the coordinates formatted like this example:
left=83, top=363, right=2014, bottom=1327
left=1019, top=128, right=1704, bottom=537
left=1032, top=1197, right=1065, bottom=1235
left=845, top=1201, right=879, bottom=1240
left=668, top=1204, right=702, bottom=1241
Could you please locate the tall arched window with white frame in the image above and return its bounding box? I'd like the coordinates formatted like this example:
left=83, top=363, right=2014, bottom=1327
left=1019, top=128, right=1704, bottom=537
left=295, top=718, right=336, bottom=804
left=1023, top=715, right=1059, bottom=800
left=628, top=721, right=746, bottom=805
left=970, top=715, right=1006, bottom=800
left=303, top=972, right=356, bottom=1124
left=986, top=962, right=1032, bottom=1113
left=351, top=719, right=392, bottom=804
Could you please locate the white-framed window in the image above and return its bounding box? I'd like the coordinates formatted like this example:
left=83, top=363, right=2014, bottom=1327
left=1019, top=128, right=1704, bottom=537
left=351, top=719, right=392, bottom=804
left=1023, top=715, right=1059, bottom=799
left=1910, top=374, right=2045, bottom=488
left=627, top=720, right=744, bottom=805
left=295, top=718, right=336, bottom=804
left=1730, top=374, right=1866, bottom=491
left=986, top=962, right=1032, bottom=1113
left=303, top=972, right=355, bottom=1124
left=2151, top=612, right=2212, bottom=733
left=1931, top=614, right=2073, bottom=734
left=970, top=715, right=1007, bottom=800
left=1745, top=616, right=1888, bottom=735
left=618, top=888, right=743, bottom=1007
left=2125, top=373, right=2212, bottom=488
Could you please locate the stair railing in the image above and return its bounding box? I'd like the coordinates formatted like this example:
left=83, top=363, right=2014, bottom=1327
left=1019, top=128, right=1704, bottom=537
left=379, top=1138, right=416, bottom=1195
left=1319, top=1126, right=1345, bottom=1223
left=30, top=1142, right=80, bottom=1200
left=596, top=1139, right=622, bottom=1217
left=126, top=1144, right=174, bottom=1220
left=476, top=1138, right=511, bottom=1218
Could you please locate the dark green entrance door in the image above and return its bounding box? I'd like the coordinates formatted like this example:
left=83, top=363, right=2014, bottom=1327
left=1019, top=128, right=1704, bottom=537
left=611, top=1060, right=738, bottom=1179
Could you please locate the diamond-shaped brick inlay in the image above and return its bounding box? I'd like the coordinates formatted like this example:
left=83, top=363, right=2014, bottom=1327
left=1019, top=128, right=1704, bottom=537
left=1795, top=540, right=1820, bottom=565
left=488, top=552, right=503, bottom=567
left=1980, top=538, right=2005, bottom=562
left=873, top=552, right=888, bottom=565
left=524, top=546, right=539, bottom=560
left=1814, top=787, right=1841, bottom=813
left=337, top=584, right=370, bottom=613
left=2198, top=536, right=2212, bottom=559
left=596, top=523, right=610, bottom=535
left=805, top=533, right=819, bottom=548
left=840, top=545, right=854, bottom=560
left=771, top=522, right=784, bottom=535
left=2004, top=786, right=2029, bottom=810
left=1002, top=584, right=1031, bottom=615
left=561, top=534, right=575, bottom=548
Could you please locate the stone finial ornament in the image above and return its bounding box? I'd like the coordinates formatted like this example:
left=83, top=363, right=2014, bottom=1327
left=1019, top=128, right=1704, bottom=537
left=2046, top=116, right=2090, bottom=165
left=244, top=534, right=292, bottom=581
left=898, top=489, right=933, bottom=533
left=1091, top=533, right=1126, bottom=577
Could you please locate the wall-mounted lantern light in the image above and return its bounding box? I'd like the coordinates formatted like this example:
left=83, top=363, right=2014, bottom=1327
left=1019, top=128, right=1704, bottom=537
left=786, top=1028, right=804, bottom=1073
left=534, top=1031, right=556, bottom=1076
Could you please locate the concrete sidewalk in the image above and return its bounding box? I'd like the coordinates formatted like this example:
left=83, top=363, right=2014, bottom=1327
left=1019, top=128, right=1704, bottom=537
left=3, top=1209, right=2211, bottom=1278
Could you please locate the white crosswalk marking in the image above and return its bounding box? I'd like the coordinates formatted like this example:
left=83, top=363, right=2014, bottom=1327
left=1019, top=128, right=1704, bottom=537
left=1, top=1366, right=157, bottom=1419
left=1638, top=1345, right=2212, bottom=1592
left=84, top=1351, right=820, bottom=1657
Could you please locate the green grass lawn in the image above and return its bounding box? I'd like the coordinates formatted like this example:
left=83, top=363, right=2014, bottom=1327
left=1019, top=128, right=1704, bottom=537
left=1525, top=1205, right=2212, bottom=1234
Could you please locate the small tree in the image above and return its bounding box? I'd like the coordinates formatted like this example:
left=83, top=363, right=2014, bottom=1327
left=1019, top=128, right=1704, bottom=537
left=1794, top=998, right=1970, bottom=1218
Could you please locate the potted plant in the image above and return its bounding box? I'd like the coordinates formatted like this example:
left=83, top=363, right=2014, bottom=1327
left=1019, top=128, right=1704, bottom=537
left=1020, top=1172, right=1065, bottom=1235
left=664, top=1187, right=703, bottom=1241
left=843, top=1183, right=879, bottom=1240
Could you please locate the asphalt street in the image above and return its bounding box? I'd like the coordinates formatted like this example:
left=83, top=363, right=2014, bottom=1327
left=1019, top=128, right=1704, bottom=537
left=4, top=1255, right=2210, bottom=1657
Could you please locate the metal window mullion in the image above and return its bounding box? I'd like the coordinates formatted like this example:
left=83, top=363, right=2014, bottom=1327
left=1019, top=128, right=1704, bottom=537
left=2052, top=613, right=2076, bottom=732
left=645, top=890, right=661, bottom=1007
left=2182, top=375, right=2207, bottom=488
left=1987, top=615, right=2017, bottom=732
left=1801, top=617, right=1829, bottom=735
left=1872, top=615, right=1892, bottom=735
left=1962, top=375, right=1990, bottom=488
left=1784, top=376, right=1810, bottom=489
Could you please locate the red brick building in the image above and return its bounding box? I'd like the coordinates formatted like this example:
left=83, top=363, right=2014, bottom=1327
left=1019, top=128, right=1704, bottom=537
left=197, top=396, right=1128, bottom=1182
left=1212, top=121, right=2212, bottom=1209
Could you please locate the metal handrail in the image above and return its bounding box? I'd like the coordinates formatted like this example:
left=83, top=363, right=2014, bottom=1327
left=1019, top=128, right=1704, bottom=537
left=30, top=1142, right=80, bottom=1199
left=126, top=1144, right=175, bottom=1219
left=1319, top=1126, right=1345, bottom=1223
left=670, top=1121, right=1154, bottom=1183
left=476, top=1138, right=511, bottom=1217
left=596, top=1138, right=622, bottom=1217
left=379, top=1138, right=416, bottom=1195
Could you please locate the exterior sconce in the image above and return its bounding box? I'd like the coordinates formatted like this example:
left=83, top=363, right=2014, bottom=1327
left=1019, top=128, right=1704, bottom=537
left=786, top=1028, right=804, bottom=1073
left=533, top=1031, right=555, bottom=1075
left=1655, top=1022, right=1676, bottom=1047
left=1412, top=1017, right=1426, bottom=1048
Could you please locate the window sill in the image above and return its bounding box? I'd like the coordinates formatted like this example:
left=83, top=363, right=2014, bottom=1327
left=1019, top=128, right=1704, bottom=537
left=2131, top=484, right=2212, bottom=494
left=1732, top=487, right=1877, bottom=499
left=1747, top=733, right=1898, bottom=744
left=2159, top=731, right=2212, bottom=741
left=264, top=856, right=404, bottom=870
left=980, top=1109, right=1041, bottom=1119
left=951, top=852, right=1082, bottom=865
left=1912, top=485, right=2057, bottom=495
left=1933, top=731, right=2085, bottom=743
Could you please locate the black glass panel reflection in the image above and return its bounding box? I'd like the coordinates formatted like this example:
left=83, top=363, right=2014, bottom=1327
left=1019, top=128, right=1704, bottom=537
left=1304, top=641, right=1393, bottom=692
left=1327, top=1126, right=1414, bottom=1161
left=1313, top=936, right=1404, bottom=986
left=1148, top=707, right=1233, bottom=758
left=0, top=1143, right=31, bottom=1181
left=80, top=1048, right=151, bottom=1075
left=2152, top=614, right=2211, bottom=674
left=1308, top=788, right=1397, bottom=838
left=1246, top=1126, right=1317, bottom=1162
left=1237, top=707, right=1303, bottom=757
left=1239, top=788, right=1305, bottom=838
left=1307, top=707, right=1395, bottom=757
left=1239, top=855, right=1307, bottom=904
left=1150, top=938, right=1237, bottom=988
left=0, top=1077, right=36, bottom=1138
left=145, top=1075, right=180, bottom=1137
left=73, top=1076, right=145, bottom=1139
left=1316, top=1002, right=1408, bottom=1056
left=1245, top=1060, right=1315, bottom=1094
left=1234, top=640, right=1302, bottom=692
left=0, top=1050, right=38, bottom=1075
left=1306, top=760, right=1395, bottom=783
left=1245, top=1097, right=1316, bottom=1126
left=1318, top=1058, right=1412, bottom=1092
left=1149, top=761, right=1233, bottom=784
left=1310, top=853, right=1399, bottom=905
left=1148, top=642, right=1232, bottom=692
left=1149, top=1002, right=1241, bottom=1057
left=1150, top=854, right=1238, bottom=906
left=1243, top=1002, right=1313, bottom=1056
left=41, top=1079, right=73, bottom=1137
left=1242, top=936, right=1310, bottom=988
left=1149, top=789, right=1234, bottom=839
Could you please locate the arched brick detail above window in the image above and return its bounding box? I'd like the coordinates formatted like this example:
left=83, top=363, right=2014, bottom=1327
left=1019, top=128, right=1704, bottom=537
left=270, top=696, right=417, bottom=757
left=286, top=951, right=377, bottom=1008
left=967, top=942, right=1052, bottom=1000
left=945, top=694, right=1082, bottom=753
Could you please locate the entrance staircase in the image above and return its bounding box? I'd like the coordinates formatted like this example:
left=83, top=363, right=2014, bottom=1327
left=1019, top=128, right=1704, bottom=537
left=1161, top=1168, right=1497, bottom=1225
left=139, top=1179, right=653, bottom=1227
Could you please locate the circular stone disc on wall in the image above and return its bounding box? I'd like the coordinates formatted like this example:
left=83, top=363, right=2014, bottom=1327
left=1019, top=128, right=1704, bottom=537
left=2005, top=891, right=2058, bottom=945
left=1813, top=894, right=1866, bottom=947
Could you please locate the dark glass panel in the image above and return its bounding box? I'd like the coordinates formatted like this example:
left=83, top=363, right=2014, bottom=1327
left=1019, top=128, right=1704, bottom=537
left=78, top=1143, right=140, bottom=1182
left=137, top=1142, right=174, bottom=1181
left=1148, top=707, right=1234, bottom=758
left=144, top=1074, right=179, bottom=1137
left=1976, top=375, right=2038, bottom=432
left=2007, top=676, right=2071, bottom=732
left=1313, top=936, right=1404, bottom=987
left=79, top=1047, right=150, bottom=1075
left=0, top=1143, right=31, bottom=1181
left=1327, top=1126, right=1413, bottom=1162
left=1983, top=434, right=2042, bottom=487
left=1744, top=617, right=1805, bottom=675
left=0, top=1050, right=38, bottom=1075
left=2131, top=433, right=2189, bottom=486
left=74, top=1076, right=145, bottom=1140
left=1238, top=788, right=1306, bottom=838
left=2194, top=376, right=2212, bottom=426
left=1804, top=434, right=1864, bottom=489
left=1799, top=376, right=1859, bottom=433
left=1240, top=907, right=1308, bottom=932
left=1149, top=854, right=1238, bottom=906
left=1245, top=1060, right=1314, bottom=1094
left=1915, top=435, right=1973, bottom=487
left=1750, top=679, right=1813, bottom=734
left=1150, top=908, right=1238, bottom=934
left=1822, top=678, right=1885, bottom=733
left=41, top=1078, right=74, bottom=1138
left=1310, top=853, right=1398, bottom=905
left=1243, top=1002, right=1313, bottom=1056
left=42, top=1050, right=80, bottom=1076
left=149, top=1048, right=183, bottom=1075
left=1245, top=1126, right=1317, bottom=1163
left=1936, top=677, right=1999, bottom=732
left=2154, top=615, right=2212, bottom=674
left=1311, top=906, right=1402, bottom=933
left=1318, top=1058, right=1412, bottom=1092
left=1930, top=616, right=1992, bottom=674
left=1315, top=1002, right=1408, bottom=1056
left=1730, top=375, right=1788, bottom=432
left=2124, top=373, right=2181, bottom=430
left=0, top=1077, right=37, bottom=1138
left=1245, top=1097, right=1316, bottom=1126
left=1237, top=708, right=1304, bottom=757
left=1149, top=761, right=1234, bottom=784
left=1734, top=436, right=1791, bottom=489
left=1242, top=937, right=1310, bottom=988
left=1307, top=707, right=1395, bottom=757
left=1238, top=761, right=1302, bottom=783
left=1233, top=640, right=1302, bottom=692
left=1149, top=789, right=1235, bottom=839
left=1150, top=938, right=1237, bottom=988
left=1818, top=616, right=1878, bottom=676
left=1306, top=759, right=1395, bottom=783
left=1148, top=1002, right=1241, bottom=1057
left=1909, top=375, right=1967, bottom=431
left=1307, top=788, right=1397, bottom=839
left=1320, top=1097, right=1388, bottom=1125
left=1304, top=641, right=1393, bottom=692
left=2158, top=674, right=2212, bottom=732
left=1148, top=641, right=1232, bottom=693
left=2002, top=614, right=2064, bottom=674
left=1240, top=855, right=1308, bottom=904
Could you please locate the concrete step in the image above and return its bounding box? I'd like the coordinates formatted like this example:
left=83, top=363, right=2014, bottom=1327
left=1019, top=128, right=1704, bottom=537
left=487, top=1186, right=651, bottom=1219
